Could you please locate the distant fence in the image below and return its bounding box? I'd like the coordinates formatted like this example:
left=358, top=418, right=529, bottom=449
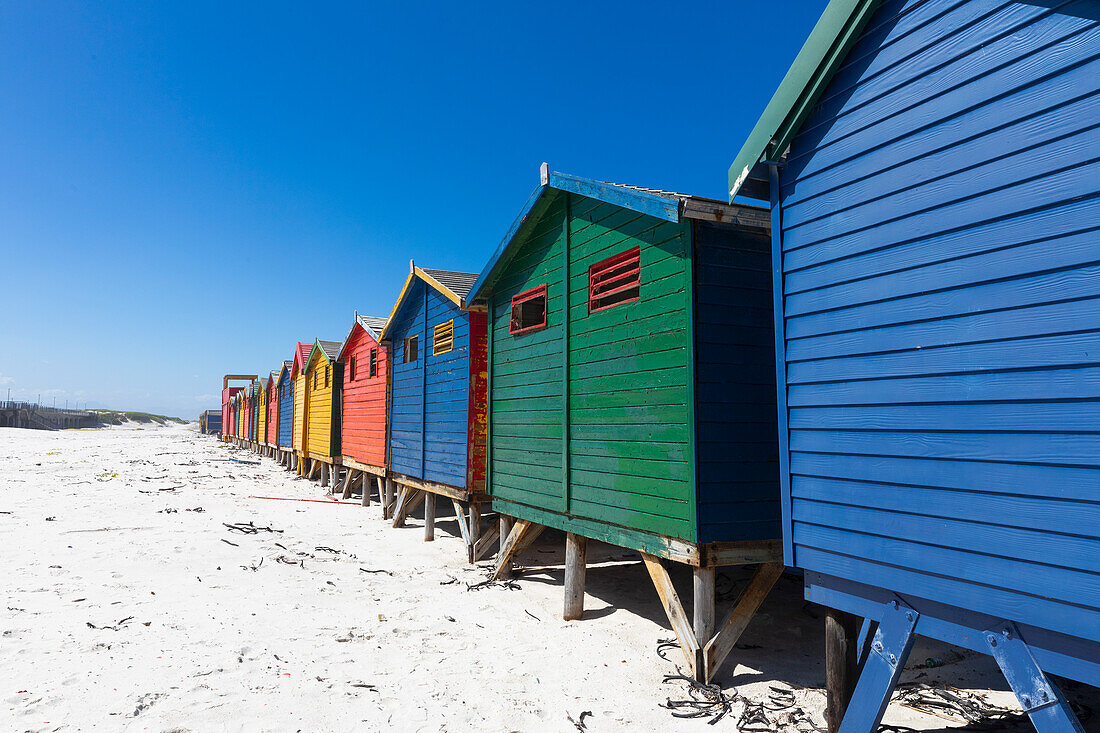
left=0, top=402, right=100, bottom=430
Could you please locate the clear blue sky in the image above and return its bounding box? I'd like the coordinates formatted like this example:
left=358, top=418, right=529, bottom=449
left=0, top=1, right=825, bottom=419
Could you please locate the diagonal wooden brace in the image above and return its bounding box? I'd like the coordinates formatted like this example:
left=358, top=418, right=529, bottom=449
left=391, top=487, right=424, bottom=528
left=642, top=553, right=699, bottom=680
left=985, top=622, right=1085, bottom=733
left=472, top=521, right=501, bottom=562
left=702, top=562, right=783, bottom=682
left=492, top=519, right=545, bottom=580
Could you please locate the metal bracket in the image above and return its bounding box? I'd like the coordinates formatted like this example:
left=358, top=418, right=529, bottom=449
left=985, top=621, right=1085, bottom=732
left=838, top=598, right=918, bottom=733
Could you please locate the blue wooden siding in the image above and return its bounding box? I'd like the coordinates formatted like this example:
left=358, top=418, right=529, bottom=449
left=278, top=374, right=294, bottom=448
left=693, top=220, right=781, bottom=543
left=388, top=278, right=472, bottom=487
left=777, top=0, right=1100, bottom=643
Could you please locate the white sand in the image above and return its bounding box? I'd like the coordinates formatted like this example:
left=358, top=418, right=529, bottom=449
left=2, top=426, right=1093, bottom=732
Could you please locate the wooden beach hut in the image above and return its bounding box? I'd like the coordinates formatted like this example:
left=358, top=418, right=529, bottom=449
left=301, top=339, right=343, bottom=488
left=337, top=314, right=389, bottom=505
left=199, top=410, right=221, bottom=435
left=265, top=371, right=279, bottom=457
left=291, top=342, right=312, bottom=473
left=727, top=2, right=1100, bottom=730
left=381, top=264, right=489, bottom=561
left=467, top=165, right=779, bottom=682
left=256, top=377, right=269, bottom=449
left=276, top=360, right=295, bottom=466
left=237, top=390, right=247, bottom=443
left=248, top=380, right=260, bottom=449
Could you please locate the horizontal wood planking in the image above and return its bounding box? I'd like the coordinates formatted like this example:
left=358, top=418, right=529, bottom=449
left=777, top=0, right=1100, bottom=642
left=304, top=354, right=340, bottom=458
left=341, top=324, right=388, bottom=467
left=277, top=370, right=294, bottom=448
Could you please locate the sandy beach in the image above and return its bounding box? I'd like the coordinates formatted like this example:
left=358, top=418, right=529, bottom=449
left=2, top=425, right=1094, bottom=732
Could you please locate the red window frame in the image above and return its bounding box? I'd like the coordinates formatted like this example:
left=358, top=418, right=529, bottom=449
left=509, top=284, right=548, bottom=335
left=588, top=246, right=641, bottom=313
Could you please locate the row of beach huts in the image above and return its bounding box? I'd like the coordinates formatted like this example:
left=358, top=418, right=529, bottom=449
left=200, top=2, right=1099, bottom=730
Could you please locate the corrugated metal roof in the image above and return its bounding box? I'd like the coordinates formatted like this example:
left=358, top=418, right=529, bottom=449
left=316, top=339, right=341, bottom=361
left=358, top=315, right=388, bottom=333
left=420, top=269, right=478, bottom=300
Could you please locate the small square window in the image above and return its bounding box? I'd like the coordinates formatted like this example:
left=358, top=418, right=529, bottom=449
left=403, top=335, right=419, bottom=363
left=370, top=348, right=378, bottom=377
left=589, top=246, right=641, bottom=312
left=510, top=284, right=547, bottom=335
left=433, top=320, right=454, bottom=356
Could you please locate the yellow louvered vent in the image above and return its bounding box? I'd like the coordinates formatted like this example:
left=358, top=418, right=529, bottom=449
left=433, top=320, right=454, bottom=356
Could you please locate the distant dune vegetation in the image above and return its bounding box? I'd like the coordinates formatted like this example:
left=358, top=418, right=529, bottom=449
left=91, top=410, right=188, bottom=426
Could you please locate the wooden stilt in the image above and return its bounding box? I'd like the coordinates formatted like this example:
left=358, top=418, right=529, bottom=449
left=321, top=463, right=330, bottom=489
left=694, top=567, right=716, bottom=661
left=341, top=469, right=355, bottom=499
left=492, top=519, right=545, bottom=580
left=826, top=608, right=862, bottom=733
left=391, top=485, right=409, bottom=527
left=360, top=472, right=371, bottom=507
left=424, top=492, right=435, bottom=541
left=564, top=532, right=588, bottom=621
left=383, top=477, right=394, bottom=519
left=467, top=502, right=481, bottom=564
left=497, top=515, right=514, bottom=579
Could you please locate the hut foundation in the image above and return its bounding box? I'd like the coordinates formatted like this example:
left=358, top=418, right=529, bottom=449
left=494, top=520, right=782, bottom=683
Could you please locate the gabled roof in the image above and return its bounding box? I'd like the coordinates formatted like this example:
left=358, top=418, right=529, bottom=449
left=338, top=313, right=388, bottom=360
left=259, top=377, right=270, bottom=391
left=379, top=263, right=479, bottom=340
left=279, top=360, right=293, bottom=379
left=468, top=164, right=770, bottom=303
left=292, top=341, right=312, bottom=377
left=727, top=0, right=881, bottom=201
left=305, top=339, right=342, bottom=372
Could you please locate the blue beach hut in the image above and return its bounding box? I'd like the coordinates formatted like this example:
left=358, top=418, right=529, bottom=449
left=728, top=1, right=1100, bottom=730
left=380, top=262, right=489, bottom=562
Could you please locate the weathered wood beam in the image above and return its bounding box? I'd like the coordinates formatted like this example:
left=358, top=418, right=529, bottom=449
left=703, top=562, right=783, bottom=682
left=564, top=533, right=588, bottom=621
left=497, top=515, right=514, bottom=579
left=694, top=567, right=715, bottom=656
left=472, top=521, right=500, bottom=562
left=492, top=519, right=545, bottom=580
left=467, top=502, right=481, bottom=564
left=391, top=487, right=425, bottom=528
left=360, top=471, right=371, bottom=507
left=826, top=608, right=862, bottom=733
left=424, top=491, right=435, bottom=541
left=642, top=553, right=699, bottom=679
left=341, top=468, right=355, bottom=500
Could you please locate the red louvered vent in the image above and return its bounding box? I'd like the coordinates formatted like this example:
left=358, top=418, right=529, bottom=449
left=588, top=246, right=640, bottom=313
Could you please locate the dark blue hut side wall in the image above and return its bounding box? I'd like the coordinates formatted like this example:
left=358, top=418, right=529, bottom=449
left=278, top=378, right=293, bottom=448
left=389, top=279, right=471, bottom=487
left=780, top=0, right=1100, bottom=643
left=693, top=221, right=781, bottom=543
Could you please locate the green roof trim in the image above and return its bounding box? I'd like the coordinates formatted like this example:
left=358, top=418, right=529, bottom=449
left=727, top=0, right=882, bottom=201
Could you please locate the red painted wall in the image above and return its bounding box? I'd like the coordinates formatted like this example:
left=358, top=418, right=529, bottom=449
left=466, top=311, right=488, bottom=493
left=266, top=379, right=278, bottom=444
left=340, top=324, right=388, bottom=468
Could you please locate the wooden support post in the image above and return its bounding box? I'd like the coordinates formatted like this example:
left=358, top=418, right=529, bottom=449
left=703, top=562, right=783, bottom=683
left=492, top=519, right=545, bottom=580
left=341, top=469, right=354, bottom=499
left=321, top=462, right=330, bottom=489
left=564, top=532, right=588, bottom=621
left=360, top=472, right=371, bottom=507
left=826, top=608, right=862, bottom=733
left=467, top=502, right=481, bottom=564
left=424, top=491, right=435, bottom=541
left=642, top=553, right=700, bottom=679
left=383, top=477, right=394, bottom=519
left=391, top=487, right=425, bottom=528
left=497, top=515, right=514, bottom=579
left=472, top=521, right=500, bottom=562
left=694, top=567, right=716, bottom=664
left=450, top=499, right=471, bottom=547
